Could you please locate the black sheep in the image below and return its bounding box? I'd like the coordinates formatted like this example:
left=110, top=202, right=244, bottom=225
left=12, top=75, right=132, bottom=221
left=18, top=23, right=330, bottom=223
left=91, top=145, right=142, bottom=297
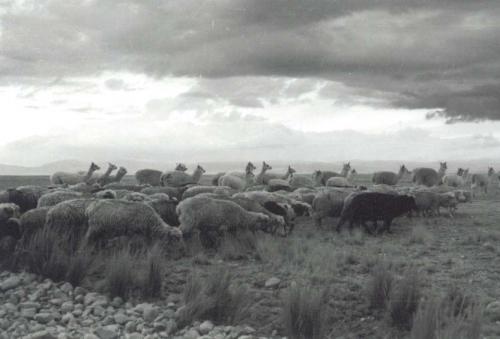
left=337, top=192, right=416, bottom=234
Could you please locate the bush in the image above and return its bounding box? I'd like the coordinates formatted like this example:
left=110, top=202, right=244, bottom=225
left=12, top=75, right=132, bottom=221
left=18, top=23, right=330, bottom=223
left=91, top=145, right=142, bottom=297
left=366, top=262, right=394, bottom=310
left=282, top=284, right=329, bottom=339
left=389, top=268, right=422, bottom=329
left=140, top=246, right=163, bottom=299
left=19, top=228, right=70, bottom=282
left=177, top=267, right=251, bottom=328
left=66, top=249, right=93, bottom=287
left=104, top=249, right=136, bottom=299
left=411, top=289, right=482, bottom=339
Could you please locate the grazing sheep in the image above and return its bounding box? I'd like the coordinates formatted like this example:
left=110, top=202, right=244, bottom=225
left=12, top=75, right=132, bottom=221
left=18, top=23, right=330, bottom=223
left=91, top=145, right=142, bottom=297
left=262, top=165, right=296, bottom=185
left=313, top=163, right=351, bottom=186
left=0, top=186, right=45, bottom=213
left=145, top=195, right=180, bottom=227
left=93, top=189, right=117, bottom=199
left=337, top=192, right=417, bottom=233
left=453, top=189, right=472, bottom=203
left=438, top=192, right=459, bottom=217
left=83, top=200, right=183, bottom=251
left=162, top=165, right=205, bottom=187
left=255, top=162, right=273, bottom=185
left=45, top=198, right=98, bottom=251
left=442, top=168, right=466, bottom=188
left=233, top=191, right=311, bottom=217
left=289, top=187, right=318, bottom=205
left=0, top=217, right=21, bottom=241
left=51, top=162, right=101, bottom=185
left=411, top=190, right=440, bottom=217
left=103, top=183, right=149, bottom=192
left=19, top=207, right=50, bottom=244
left=311, top=188, right=354, bottom=228
left=37, top=190, right=83, bottom=208
left=182, top=186, right=235, bottom=200
left=218, top=169, right=255, bottom=191
left=0, top=203, right=21, bottom=220
left=177, top=196, right=276, bottom=241
left=372, top=165, right=410, bottom=185
left=412, top=162, right=447, bottom=187
left=122, top=192, right=151, bottom=202
left=141, top=186, right=183, bottom=200
left=326, top=169, right=357, bottom=187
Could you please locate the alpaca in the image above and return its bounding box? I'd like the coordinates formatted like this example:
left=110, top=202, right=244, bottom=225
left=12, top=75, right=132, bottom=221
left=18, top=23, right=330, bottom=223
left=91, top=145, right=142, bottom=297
left=218, top=167, right=255, bottom=191
left=161, top=165, right=205, bottom=187
left=50, top=162, right=101, bottom=185
left=262, top=165, right=296, bottom=184
left=255, top=162, right=273, bottom=185
left=96, top=163, right=118, bottom=186
left=313, top=162, right=351, bottom=186
left=326, top=169, right=357, bottom=187
left=412, top=162, right=447, bottom=187
left=372, top=165, right=410, bottom=185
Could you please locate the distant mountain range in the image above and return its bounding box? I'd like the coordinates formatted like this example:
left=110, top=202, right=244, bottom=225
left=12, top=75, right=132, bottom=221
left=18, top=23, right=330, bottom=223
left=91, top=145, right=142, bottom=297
left=0, top=158, right=499, bottom=175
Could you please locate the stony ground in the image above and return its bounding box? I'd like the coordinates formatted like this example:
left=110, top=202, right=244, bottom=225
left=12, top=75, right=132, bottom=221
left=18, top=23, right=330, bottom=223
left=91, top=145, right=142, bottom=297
left=0, top=271, right=265, bottom=339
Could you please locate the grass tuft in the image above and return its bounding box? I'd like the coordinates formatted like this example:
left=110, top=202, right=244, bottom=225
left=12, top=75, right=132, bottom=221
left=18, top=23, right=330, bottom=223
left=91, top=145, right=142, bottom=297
left=177, top=267, right=251, bottom=328
left=282, top=283, right=329, bottom=339
left=366, top=261, right=394, bottom=310
left=140, top=245, right=164, bottom=299
left=389, top=268, right=422, bottom=329
left=104, top=249, right=136, bottom=299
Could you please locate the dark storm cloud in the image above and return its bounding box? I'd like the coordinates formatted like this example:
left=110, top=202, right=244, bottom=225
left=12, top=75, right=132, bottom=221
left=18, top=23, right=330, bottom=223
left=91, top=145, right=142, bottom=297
left=2, top=0, right=500, bottom=120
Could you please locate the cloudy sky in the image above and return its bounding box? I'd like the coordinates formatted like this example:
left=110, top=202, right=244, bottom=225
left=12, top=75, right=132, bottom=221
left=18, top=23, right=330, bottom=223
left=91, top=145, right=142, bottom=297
left=1, top=0, right=500, bottom=167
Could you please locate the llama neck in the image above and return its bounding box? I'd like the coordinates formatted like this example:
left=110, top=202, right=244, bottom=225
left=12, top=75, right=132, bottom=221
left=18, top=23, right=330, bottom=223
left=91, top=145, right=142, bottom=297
left=101, top=167, right=114, bottom=180
left=244, top=172, right=255, bottom=188
left=340, top=167, right=349, bottom=177
left=282, top=169, right=293, bottom=180
left=114, top=171, right=126, bottom=182
left=397, top=169, right=406, bottom=181
left=191, top=168, right=203, bottom=182
left=83, top=166, right=96, bottom=182
left=438, top=167, right=446, bottom=178
left=256, top=168, right=268, bottom=184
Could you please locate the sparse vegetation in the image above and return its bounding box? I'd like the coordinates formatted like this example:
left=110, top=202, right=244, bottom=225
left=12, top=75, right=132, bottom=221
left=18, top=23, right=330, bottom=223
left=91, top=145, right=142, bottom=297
left=176, top=267, right=251, bottom=328
left=389, top=268, right=422, bottom=329
left=366, top=261, right=394, bottom=310
left=140, top=245, right=164, bottom=299
left=104, top=249, right=136, bottom=299
left=406, top=225, right=434, bottom=245
left=282, top=283, right=329, bottom=339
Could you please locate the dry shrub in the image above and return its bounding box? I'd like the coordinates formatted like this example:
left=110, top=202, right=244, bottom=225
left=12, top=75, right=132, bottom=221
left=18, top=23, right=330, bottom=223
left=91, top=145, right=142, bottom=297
left=18, top=228, right=70, bottom=282
left=66, top=248, right=93, bottom=287
left=104, top=249, right=136, bottom=299
left=411, top=288, right=482, bottom=339
left=366, top=261, right=394, bottom=310
left=177, top=267, right=251, bottom=328
left=282, top=284, right=329, bottom=339
left=219, top=232, right=256, bottom=261
left=140, top=245, right=164, bottom=299
left=389, top=268, right=422, bottom=329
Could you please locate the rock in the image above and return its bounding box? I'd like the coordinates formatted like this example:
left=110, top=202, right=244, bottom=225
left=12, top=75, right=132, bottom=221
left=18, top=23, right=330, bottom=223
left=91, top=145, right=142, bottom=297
left=199, top=320, right=215, bottom=334
left=486, top=301, right=500, bottom=321
left=83, top=335, right=99, bottom=339
left=94, top=326, right=120, bottom=339
left=183, top=329, right=200, bottom=339
left=125, top=334, right=143, bottom=339
left=113, top=313, right=128, bottom=325
left=59, top=282, right=73, bottom=294
left=34, top=313, right=54, bottom=324
left=74, top=287, right=87, bottom=296
left=0, top=276, right=22, bottom=291
left=21, top=308, right=37, bottom=319
left=264, top=277, right=281, bottom=288
left=84, top=293, right=100, bottom=306
left=143, top=305, right=159, bottom=323
left=110, top=297, right=124, bottom=308
left=60, top=301, right=74, bottom=313
left=29, top=330, right=58, bottom=339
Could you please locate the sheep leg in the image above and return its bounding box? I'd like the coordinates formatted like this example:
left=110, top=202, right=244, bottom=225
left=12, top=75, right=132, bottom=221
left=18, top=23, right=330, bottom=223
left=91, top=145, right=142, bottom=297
left=335, top=218, right=345, bottom=233
left=361, top=220, right=373, bottom=235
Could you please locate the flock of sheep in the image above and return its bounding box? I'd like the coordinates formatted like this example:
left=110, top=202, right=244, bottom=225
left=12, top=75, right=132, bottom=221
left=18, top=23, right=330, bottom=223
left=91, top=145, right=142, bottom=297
left=0, top=160, right=499, bottom=255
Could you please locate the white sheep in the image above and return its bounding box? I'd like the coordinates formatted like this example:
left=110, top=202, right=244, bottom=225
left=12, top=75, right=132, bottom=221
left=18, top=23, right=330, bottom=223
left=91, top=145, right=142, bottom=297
left=50, top=162, right=101, bottom=185
left=177, top=196, right=274, bottom=242
left=310, top=188, right=357, bottom=228
left=37, top=190, right=83, bottom=208
left=372, top=165, right=410, bottom=185
left=182, top=185, right=235, bottom=200
left=83, top=199, right=183, bottom=251
left=162, top=165, right=205, bottom=187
